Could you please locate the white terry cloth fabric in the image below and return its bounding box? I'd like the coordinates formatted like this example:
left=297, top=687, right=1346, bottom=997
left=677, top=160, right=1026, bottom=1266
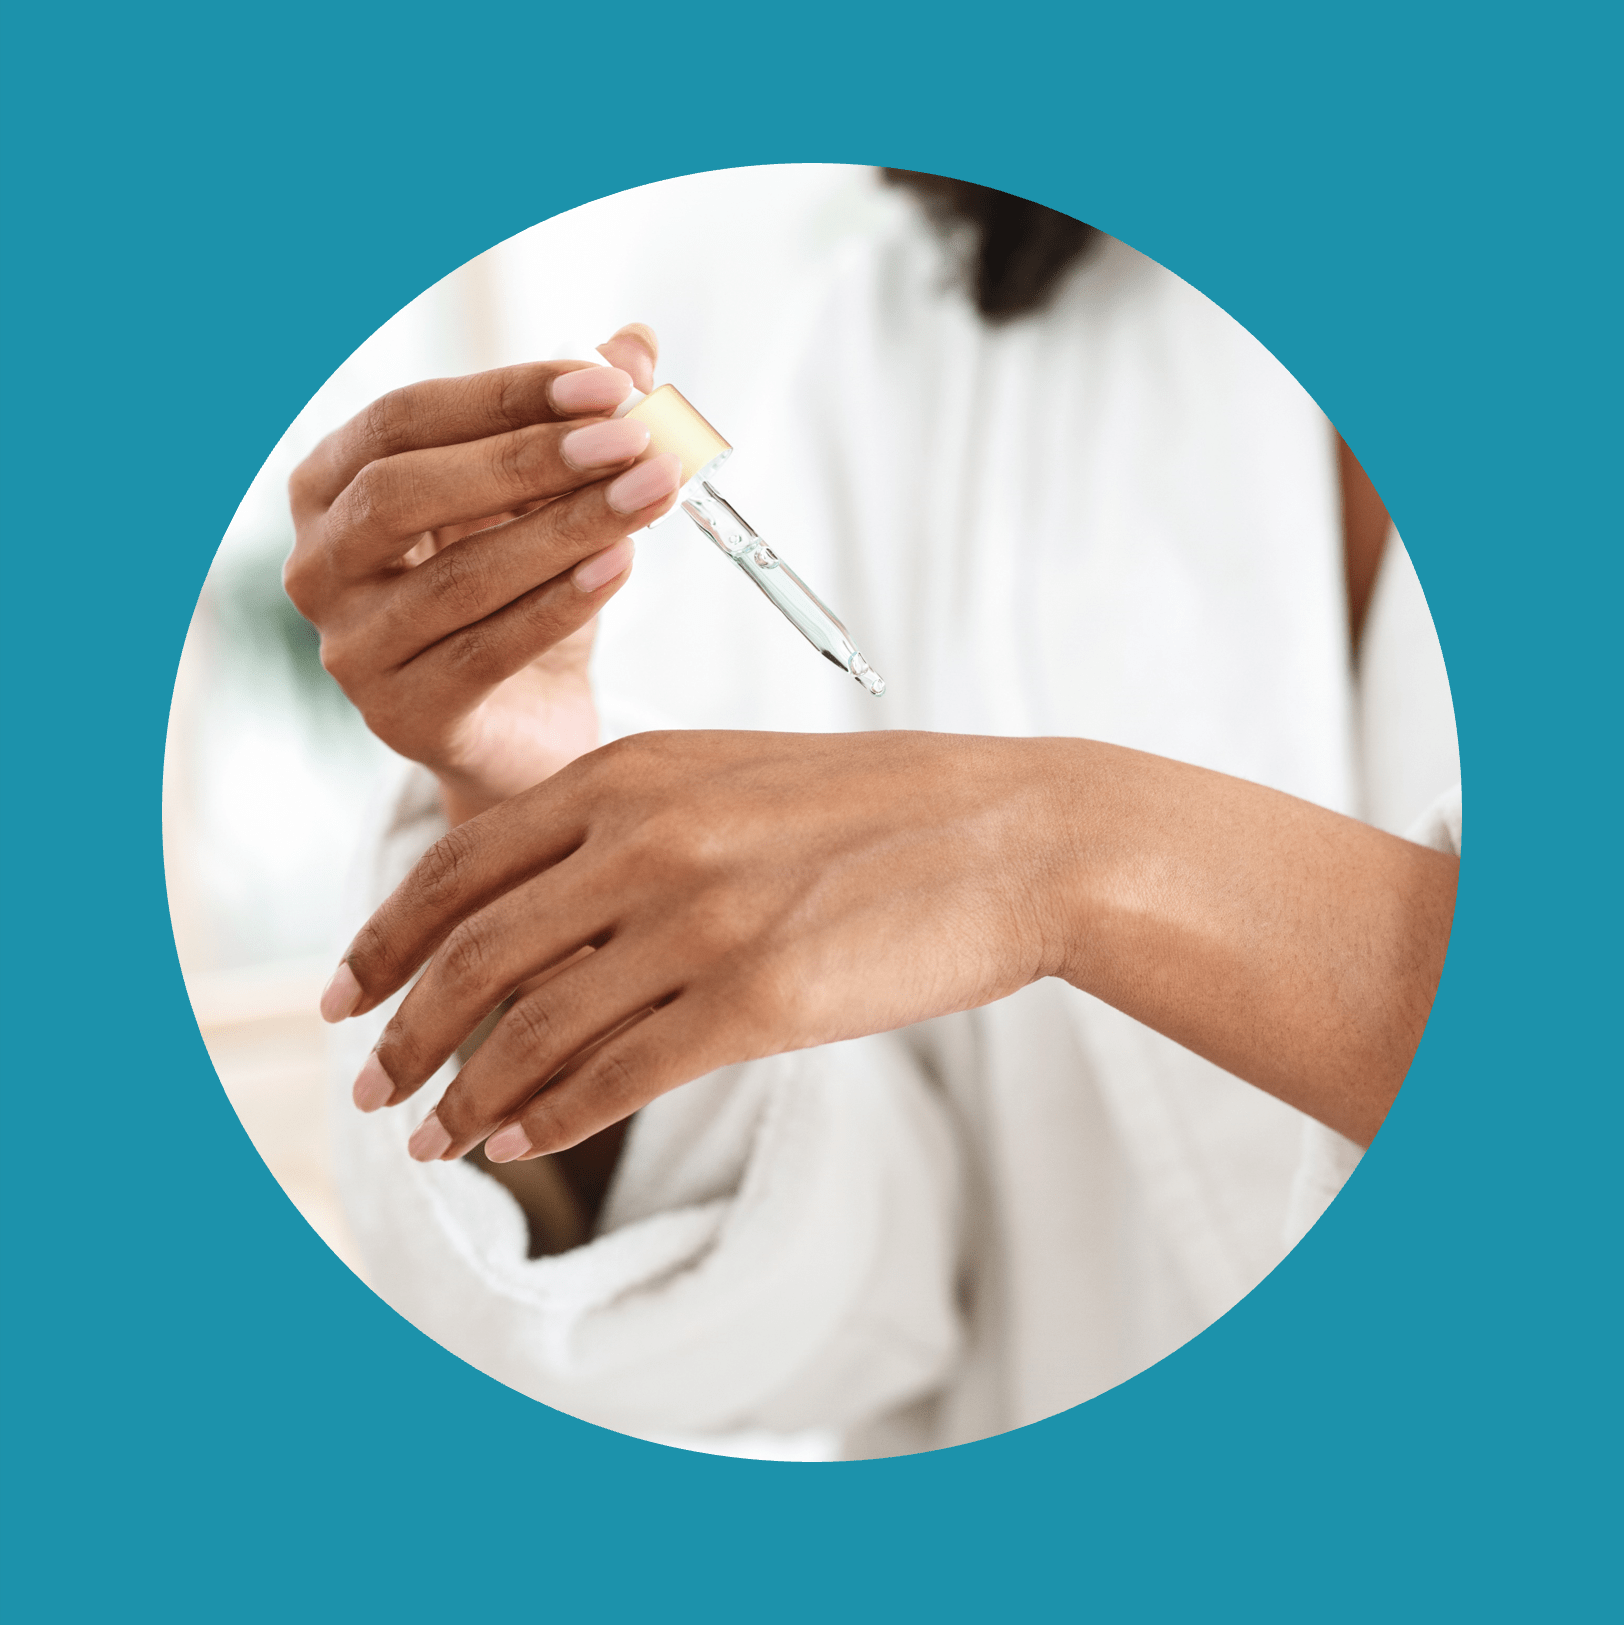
left=1357, top=531, right=1462, bottom=838
left=1282, top=783, right=1464, bottom=1248
left=331, top=768, right=962, bottom=1441
left=324, top=166, right=1460, bottom=1456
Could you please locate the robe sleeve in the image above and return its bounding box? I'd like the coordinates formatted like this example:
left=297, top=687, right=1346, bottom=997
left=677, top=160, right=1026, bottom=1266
left=327, top=763, right=964, bottom=1446
left=1282, top=782, right=1462, bottom=1247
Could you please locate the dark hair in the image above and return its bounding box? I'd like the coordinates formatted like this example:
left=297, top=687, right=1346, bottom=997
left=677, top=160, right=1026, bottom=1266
left=882, top=170, right=1099, bottom=320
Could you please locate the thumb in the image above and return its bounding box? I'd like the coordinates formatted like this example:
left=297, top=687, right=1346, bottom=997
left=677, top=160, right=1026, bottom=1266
left=596, top=323, right=658, bottom=393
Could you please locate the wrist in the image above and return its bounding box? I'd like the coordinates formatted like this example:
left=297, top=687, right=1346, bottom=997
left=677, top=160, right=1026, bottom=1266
left=432, top=747, right=588, bottom=827
left=431, top=751, right=573, bottom=828
left=436, top=776, right=506, bottom=828
left=959, top=737, right=1109, bottom=990
left=1004, top=737, right=1150, bottom=994
left=430, top=699, right=602, bottom=827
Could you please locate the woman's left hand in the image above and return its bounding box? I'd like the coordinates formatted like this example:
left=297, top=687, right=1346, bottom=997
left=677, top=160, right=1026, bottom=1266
left=323, top=730, right=1066, bottom=1163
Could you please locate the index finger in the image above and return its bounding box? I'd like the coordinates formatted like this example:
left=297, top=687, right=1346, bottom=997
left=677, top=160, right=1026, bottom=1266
left=320, top=764, right=599, bottom=1022
left=291, top=360, right=634, bottom=514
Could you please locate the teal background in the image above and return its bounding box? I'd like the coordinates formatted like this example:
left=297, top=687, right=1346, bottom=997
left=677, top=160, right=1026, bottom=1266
left=2, top=1, right=1616, bottom=1618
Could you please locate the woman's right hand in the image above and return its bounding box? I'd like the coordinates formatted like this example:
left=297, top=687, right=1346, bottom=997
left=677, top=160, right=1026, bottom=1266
left=283, top=325, right=680, bottom=825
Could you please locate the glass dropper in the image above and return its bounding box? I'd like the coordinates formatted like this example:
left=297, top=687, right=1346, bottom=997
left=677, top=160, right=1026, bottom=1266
left=618, top=383, right=886, bottom=697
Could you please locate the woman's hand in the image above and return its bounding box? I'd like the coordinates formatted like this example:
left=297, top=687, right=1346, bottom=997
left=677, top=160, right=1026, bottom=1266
left=284, top=325, right=678, bottom=824
left=323, top=730, right=1458, bottom=1156
left=324, top=731, right=1069, bottom=1163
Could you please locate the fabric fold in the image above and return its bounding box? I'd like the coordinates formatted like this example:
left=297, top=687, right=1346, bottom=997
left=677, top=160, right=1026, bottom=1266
left=329, top=766, right=963, bottom=1442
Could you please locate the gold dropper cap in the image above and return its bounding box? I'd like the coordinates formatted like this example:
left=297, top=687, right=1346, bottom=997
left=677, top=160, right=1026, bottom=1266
left=622, top=384, right=732, bottom=486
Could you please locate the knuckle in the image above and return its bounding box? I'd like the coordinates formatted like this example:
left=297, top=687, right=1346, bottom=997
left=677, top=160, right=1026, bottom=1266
left=316, top=633, right=355, bottom=686
left=424, top=542, right=489, bottom=623
left=346, top=460, right=409, bottom=536
left=436, top=918, right=495, bottom=995
left=491, top=426, right=549, bottom=498
left=358, top=389, right=410, bottom=461
left=587, top=1044, right=642, bottom=1107
left=415, top=823, right=478, bottom=909
left=286, top=458, right=320, bottom=513
left=594, top=731, right=658, bottom=790
left=502, top=995, right=559, bottom=1057
left=281, top=548, right=319, bottom=615
left=491, top=367, right=532, bottom=432
left=440, top=622, right=499, bottom=684
left=640, top=809, right=729, bottom=880
left=545, top=494, right=603, bottom=555
left=588, top=734, right=635, bottom=779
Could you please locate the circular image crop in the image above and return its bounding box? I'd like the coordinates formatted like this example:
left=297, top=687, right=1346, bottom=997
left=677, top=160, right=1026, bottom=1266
left=167, top=163, right=1460, bottom=1461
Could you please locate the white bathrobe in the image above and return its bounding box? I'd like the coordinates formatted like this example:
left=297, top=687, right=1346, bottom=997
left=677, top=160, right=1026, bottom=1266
left=326, top=167, right=1461, bottom=1458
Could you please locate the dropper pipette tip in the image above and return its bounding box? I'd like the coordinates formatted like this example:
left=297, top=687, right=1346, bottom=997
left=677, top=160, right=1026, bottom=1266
left=851, top=656, right=886, bottom=697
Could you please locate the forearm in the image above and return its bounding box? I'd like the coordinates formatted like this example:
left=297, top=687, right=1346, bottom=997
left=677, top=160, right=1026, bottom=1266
left=332, top=727, right=1456, bottom=1162
left=1029, top=740, right=1457, bottom=1144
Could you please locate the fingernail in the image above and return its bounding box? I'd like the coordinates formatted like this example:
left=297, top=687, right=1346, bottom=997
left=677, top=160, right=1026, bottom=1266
left=560, top=417, right=649, bottom=470
left=408, top=1111, right=453, bottom=1162
left=572, top=537, right=635, bottom=593
left=485, top=1123, right=532, bottom=1163
left=320, top=962, right=362, bottom=1023
left=597, top=324, right=658, bottom=391
left=549, top=365, right=633, bottom=414
left=607, top=452, right=682, bottom=515
left=352, top=1052, right=395, bottom=1113
left=606, top=321, right=658, bottom=355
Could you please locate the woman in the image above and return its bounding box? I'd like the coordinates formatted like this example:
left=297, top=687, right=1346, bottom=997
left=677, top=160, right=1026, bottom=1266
left=286, top=167, right=1458, bottom=1455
